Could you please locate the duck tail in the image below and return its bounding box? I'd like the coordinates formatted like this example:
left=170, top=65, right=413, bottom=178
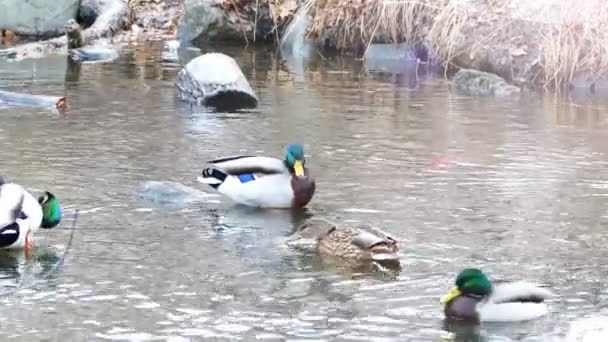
left=197, top=168, right=227, bottom=189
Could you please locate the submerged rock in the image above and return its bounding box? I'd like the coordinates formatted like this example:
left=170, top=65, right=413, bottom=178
left=175, top=53, right=258, bottom=110
left=68, top=46, right=119, bottom=63
left=137, top=181, right=216, bottom=205
left=452, top=69, right=521, bottom=96
left=0, top=0, right=80, bottom=37
left=178, top=0, right=295, bottom=46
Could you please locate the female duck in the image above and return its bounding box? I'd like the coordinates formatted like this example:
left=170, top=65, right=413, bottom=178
left=441, top=268, right=555, bottom=322
left=197, top=144, right=315, bottom=208
left=287, top=218, right=400, bottom=266
left=0, top=179, right=62, bottom=254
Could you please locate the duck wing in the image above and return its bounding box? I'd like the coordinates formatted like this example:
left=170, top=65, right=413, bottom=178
left=490, top=281, right=555, bottom=304
left=208, top=155, right=288, bottom=175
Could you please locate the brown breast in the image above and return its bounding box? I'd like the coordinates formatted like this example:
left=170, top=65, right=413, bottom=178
left=291, top=174, right=316, bottom=207
left=444, top=295, right=483, bottom=322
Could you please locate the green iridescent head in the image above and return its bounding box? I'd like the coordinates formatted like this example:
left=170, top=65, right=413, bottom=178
left=441, top=268, right=492, bottom=304
left=38, top=191, right=62, bottom=229
left=284, top=144, right=306, bottom=176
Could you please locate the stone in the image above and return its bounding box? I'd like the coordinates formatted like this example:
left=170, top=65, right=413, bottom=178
left=178, top=0, right=245, bottom=45
left=175, top=52, right=258, bottom=110
left=0, top=0, right=80, bottom=37
left=452, top=69, right=521, bottom=96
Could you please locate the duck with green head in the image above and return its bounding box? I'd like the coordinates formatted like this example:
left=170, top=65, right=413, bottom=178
left=197, top=144, right=315, bottom=208
left=441, top=268, right=555, bottom=322
left=0, top=178, right=62, bottom=255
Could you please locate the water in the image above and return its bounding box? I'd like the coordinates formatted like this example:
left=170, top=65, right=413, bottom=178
left=1, top=42, right=608, bottom=341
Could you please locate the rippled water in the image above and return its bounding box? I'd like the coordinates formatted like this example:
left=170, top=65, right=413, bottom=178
left=1, top=43, right=608, bottom=341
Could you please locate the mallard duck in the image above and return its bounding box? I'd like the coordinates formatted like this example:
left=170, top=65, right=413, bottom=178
left=197, top=144, right=315, bottom=208
left=287, top=218, right=400, bottom=266
left=441, top=268, right=555, bottom=322
left=0, top=179, right=62, bottom=255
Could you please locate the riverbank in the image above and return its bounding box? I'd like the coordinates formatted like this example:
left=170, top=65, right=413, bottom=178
left=2, top=0, right=607, bottom=93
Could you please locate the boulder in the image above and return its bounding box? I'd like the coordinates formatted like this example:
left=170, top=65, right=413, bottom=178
left=178, top=0, right=248, bottom=45
left=178, top=0, right=295, bottom=46
left=175, top=52, right=258, bottom=110
left=0, top=0, right=80, bottom=37
left=452, top=69, right=521, bottom=96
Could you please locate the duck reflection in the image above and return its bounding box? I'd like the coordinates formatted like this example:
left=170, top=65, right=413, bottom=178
left=0, top=246, right=61, bottom=291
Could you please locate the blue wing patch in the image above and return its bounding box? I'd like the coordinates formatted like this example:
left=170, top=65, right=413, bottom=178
left=237, top=173, right=256, bottom=183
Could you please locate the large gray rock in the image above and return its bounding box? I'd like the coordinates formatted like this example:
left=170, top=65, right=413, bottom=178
left=176, top=52, right=258, bottom=110
left=452, top=69, right=521, bottom=96
left=0, top=0, right=79, bottom=36
left=178, top=0, right=283, bottom=46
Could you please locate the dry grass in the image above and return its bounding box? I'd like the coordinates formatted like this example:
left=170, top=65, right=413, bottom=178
left=303, top=0, right=471, bottom=57
left=540, top=1, right=608, bottom=90
left=302, top=0, right=608, bottom=90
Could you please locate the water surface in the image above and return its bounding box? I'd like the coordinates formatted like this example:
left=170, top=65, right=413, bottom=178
left=1, top=43, right=608, bottom=341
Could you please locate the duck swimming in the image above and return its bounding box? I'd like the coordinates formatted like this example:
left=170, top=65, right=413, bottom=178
left=441, top=268, right=555, bottom=322
left=197, top=144, right=315, bottom=208
left=0, top=177, right=62, bottom=255
left=287, top=218, right=400, bottom=266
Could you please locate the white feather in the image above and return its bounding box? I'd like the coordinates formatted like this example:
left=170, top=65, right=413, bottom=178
left=478, top=302, right=549, bottom=322
left=216, top=173, right=294, bottom=208
left=0, top=183, right=42, bottom=249
left=197, top=176, right=222, bottom=185
left=0, top=183, right=24, bottom=226
left=476, top=281, right=555, bottom=322
left=490, top=281, right=555, bottom=303
left=210, top=156, right=287, bottom=174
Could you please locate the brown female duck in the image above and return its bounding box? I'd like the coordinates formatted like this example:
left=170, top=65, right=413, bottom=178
left=287, top=218, right=400, bottom=265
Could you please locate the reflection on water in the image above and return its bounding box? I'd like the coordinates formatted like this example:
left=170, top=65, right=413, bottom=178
left=0, top=42, right=608, bottom=340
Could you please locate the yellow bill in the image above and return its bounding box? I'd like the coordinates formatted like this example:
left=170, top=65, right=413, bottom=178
left=294, top=160, right=305, bottom=176
left=440, top=287, right=461, bottom=304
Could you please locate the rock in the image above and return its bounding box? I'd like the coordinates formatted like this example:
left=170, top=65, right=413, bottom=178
left=175, top=52, right=258, bottom=110
left=452, top=69, right=521, bottom=96
left=178, top=0, right=240, bottom=45
left=137, top=181, right=216, bottom=205
left=178, top=0, right=294, bottom=46
left=68, top=46, right=119, bottom=63
left=0, top=0, right=80, bottom=37
left=77, top=0, right=129, bottom=40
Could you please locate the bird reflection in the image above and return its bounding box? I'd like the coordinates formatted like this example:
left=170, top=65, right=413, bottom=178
left=0, top=246, right=61, bottom=293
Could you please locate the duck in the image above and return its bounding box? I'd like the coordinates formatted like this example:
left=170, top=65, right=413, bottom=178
left=0, top=177, right=62, bottom=255
left=197, top=144, right=315, bottom=208
left=440, top=268, right=555, bottom=322
left=287, top=218, right=400, bottom=266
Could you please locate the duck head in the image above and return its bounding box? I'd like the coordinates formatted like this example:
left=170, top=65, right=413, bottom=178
left=38, top=192, right=62, bottom=229
left=441, top=268, right=492, bottom=304
left=284, top=144, right=306, bottom=177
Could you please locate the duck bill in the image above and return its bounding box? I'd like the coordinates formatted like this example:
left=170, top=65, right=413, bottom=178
left=294, top=160, right=305, bottom=176
left=440, top=287, right=461, bottom=304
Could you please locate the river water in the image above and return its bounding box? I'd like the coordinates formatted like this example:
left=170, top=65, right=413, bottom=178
left=1, top=43, right=608, bottom=341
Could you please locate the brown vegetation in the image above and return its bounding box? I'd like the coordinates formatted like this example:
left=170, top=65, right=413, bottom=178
left=301, top=0, right=608, bottom=90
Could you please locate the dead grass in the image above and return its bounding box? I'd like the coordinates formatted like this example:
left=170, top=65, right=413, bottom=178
left=540, top=0, right=608, bottom=90
left=302, top=0, right=608, bottom=90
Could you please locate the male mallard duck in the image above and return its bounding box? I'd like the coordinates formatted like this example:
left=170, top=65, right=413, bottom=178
left=287, top=218, right=400, bottom=265
left=197, top=144, right=315, bottom=208
left=0, top=179, right=62, bottom=255
left=441, top=268, right=555, bottom=322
